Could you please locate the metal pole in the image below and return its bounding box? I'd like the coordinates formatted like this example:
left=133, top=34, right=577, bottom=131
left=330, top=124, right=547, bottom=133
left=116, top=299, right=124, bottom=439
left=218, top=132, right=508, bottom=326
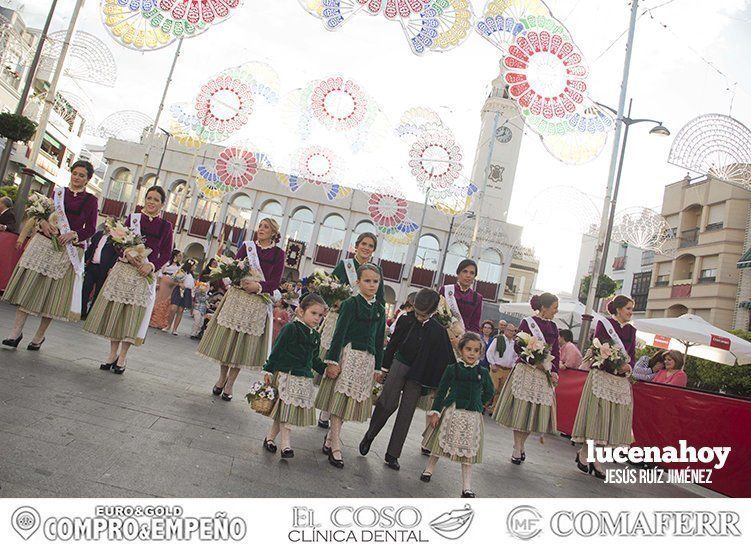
left=128, top=37, right=183, bottom=214
left=435, top=214, right=456, bottom=289
left=579, top=0, right=640, bottom=348
left=0, top=0, right=58, bottom=187
left=154, top=132, right=171, bottom=186
left=597, top=99, right=633, bottom=279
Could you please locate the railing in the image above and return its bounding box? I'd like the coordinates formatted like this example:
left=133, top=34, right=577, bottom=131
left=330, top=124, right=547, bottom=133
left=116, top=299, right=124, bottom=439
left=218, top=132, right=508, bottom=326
left=313, top=245, right=339, bottom=267
left=705, top=222, right=723, bottom=232
left=679, top=228, right=699, bottom=248
left=654, top=280, right=669, bottom=287
left=380, top=259, right=404, bottom=282
left=698, top=276, right=716, bottom=284
left=410, top=266, right=434, bottom=287
left=612, top=256, right=627, bottom=271
left=671, top=284, right=692, bottom=298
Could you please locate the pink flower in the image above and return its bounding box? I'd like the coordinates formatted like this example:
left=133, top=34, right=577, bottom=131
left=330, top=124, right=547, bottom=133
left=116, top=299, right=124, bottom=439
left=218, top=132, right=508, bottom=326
left=599, top=342, right=612, bottom=359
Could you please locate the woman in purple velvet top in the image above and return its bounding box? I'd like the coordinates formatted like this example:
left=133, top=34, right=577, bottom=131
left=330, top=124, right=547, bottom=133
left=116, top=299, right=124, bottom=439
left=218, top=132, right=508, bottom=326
left=572, top=295, right=636, bottom=480
left=3, top=161, right=98, bottom=351
left=493, top=293, right=560, bottom=465
left=199, top=218, right=285, bottom=401
left=85, top=186, right=174, bottom=374
left=439, top=259, right=483, bottom=333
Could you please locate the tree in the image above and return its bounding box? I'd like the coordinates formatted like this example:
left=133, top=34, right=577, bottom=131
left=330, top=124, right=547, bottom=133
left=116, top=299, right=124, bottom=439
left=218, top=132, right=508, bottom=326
left=578, top=274, right=618, bottom=304
left=0, top=112, right=37, bottom=144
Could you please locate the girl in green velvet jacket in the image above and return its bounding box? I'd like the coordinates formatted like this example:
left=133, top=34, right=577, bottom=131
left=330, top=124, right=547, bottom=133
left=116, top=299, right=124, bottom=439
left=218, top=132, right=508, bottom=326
left=421, top=332, right=494, bottom=498
left=261, top=294, right=328, bottom=459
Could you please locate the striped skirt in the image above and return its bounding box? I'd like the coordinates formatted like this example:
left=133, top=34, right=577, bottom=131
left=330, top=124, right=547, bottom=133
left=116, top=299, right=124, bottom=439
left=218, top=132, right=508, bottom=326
left=571, top=369, right=634, bottom=447
left=416, top=388, right=437, bottom=411
left=422, top=405, right=484, bottom=464
left=492, top=364, right=557, bottom=434
left=197, top=290, right=270, bottom=368
left=2, top=245, right=81, bottom=322
left=314, top=346, right=375, bottom=423
left=84, top=300, right=147, bottom=346
left=267, top=372, right=317, bottom=427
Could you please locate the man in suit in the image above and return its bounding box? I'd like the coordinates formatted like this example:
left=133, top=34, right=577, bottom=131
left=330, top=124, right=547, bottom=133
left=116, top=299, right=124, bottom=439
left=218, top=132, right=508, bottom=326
left=0, top=196, right=16, bottom=232
left=81, top=227, right=118, bottom=319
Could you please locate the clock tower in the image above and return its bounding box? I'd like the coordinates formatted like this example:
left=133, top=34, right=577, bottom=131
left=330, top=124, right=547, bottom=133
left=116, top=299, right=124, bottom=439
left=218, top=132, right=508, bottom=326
left=469, top=72, right=525, bottom=223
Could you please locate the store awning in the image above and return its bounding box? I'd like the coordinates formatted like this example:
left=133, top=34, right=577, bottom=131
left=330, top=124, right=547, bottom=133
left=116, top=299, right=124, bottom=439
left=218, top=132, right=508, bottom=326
left=738, top=247, right=751, bottom=269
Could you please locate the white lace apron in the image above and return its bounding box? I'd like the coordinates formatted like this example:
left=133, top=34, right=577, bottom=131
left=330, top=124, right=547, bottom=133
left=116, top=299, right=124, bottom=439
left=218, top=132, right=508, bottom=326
left=443, top=284, right=466, bottom=330
left=319, top=308, right=339, bottom=350
left=18, top=234, right=71, bottom=280
left=591, top=369, right=633, bottom=405
left=277, top=373, right=316, bottom=409
left=102, top=262, right=151, bottom=307
left=216, top=286, right=269, bottom=336
left=511, top=362, right=555, bottom=406
left=333, top=344, right=375, bottom=403
left=438, top=405, right=483, bottom=458
left=243, top=241, right=274, bottom=351
left=53, top=186, right=85, bottom=316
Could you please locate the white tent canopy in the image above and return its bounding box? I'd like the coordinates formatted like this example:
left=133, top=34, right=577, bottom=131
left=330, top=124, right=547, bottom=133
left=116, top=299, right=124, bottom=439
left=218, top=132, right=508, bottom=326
left=633, top=314, right=751, bottom=366
left=498, top=299, right=607, bottom=333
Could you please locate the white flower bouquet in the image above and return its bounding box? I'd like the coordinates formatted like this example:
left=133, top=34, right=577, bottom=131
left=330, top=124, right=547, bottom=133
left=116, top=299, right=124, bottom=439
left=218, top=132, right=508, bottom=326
left=246, top=380, right=277, bottom=415
left=587, top=338, right=632, bottom=377
left=105, top=218, right=153, bottom=283
left=515, top=331, right=555, bottom=386
left=306, top=269, right=352, bottom=309
left=19, top=192, right=61, bottom=250
left=209, top=255, right=271, bottom=303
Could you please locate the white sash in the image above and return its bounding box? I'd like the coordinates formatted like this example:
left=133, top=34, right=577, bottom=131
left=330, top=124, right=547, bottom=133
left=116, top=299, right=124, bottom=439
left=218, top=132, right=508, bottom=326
left=444, top=284, right=465, bottom=329
left=601, top=318, right=628, bottom=354
left=53, top=186, right=84, bottom=317
left=523, top=316, right=547, bottom=344
left=131, top=213, right=157, bottom=342
left=243, top=240, right=274, bottom=354
left=343, top=258, right=361, bottom=296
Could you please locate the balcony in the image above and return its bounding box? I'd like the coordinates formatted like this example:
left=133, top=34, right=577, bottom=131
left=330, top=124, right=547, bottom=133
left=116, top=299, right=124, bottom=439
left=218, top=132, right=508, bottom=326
left=655, top=280, right=669, bottom=287
left=380, top=259, right=404, bottom=283
left=671, top=283, right=692, bottom=299
left=679, top=228, right=699, bottom=248
left=189, top=218, right=211, bottom=238
left=641, top=251, right=655, bottom=267
left=612, top=256, right=627, bottom=271
left=313, top=245, right=339, bottom=268
left=101, top=198, right=126, bottom=217
left=410, top=266, right=434, bottom=287
left=476, top=280, right=499, bottom=302
left=705, top=222, right=723, bottom=232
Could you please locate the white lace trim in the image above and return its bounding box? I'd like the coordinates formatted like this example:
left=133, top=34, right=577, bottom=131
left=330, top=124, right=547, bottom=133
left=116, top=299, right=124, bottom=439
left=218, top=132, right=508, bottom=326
left=101, top=261, right=152, bottom=307
left=333, top=345, right=375, bottom=402
left=438, top=405, right=483, bottom=458
left=318, top=309, right=339, bottom=350
left=277, top=373, right=316, bottom=409
left=511, top=362, right=555, bottom=406
left=216, top=286, right=269, bottom=336
left=17, top=234, right=71, bottom=280
left=591, top=369, right=633, bottom=405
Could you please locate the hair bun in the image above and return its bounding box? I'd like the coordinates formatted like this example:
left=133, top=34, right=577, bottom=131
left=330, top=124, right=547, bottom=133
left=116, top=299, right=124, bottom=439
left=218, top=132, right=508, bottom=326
left=530, top=295, right=541, bottom=311
left=606, top=300, right=616, bottom=315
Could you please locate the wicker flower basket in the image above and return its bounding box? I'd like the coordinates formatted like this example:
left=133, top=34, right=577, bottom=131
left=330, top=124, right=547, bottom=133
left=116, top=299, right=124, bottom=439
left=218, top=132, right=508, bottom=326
left=250, top=397, right=275, bottom=416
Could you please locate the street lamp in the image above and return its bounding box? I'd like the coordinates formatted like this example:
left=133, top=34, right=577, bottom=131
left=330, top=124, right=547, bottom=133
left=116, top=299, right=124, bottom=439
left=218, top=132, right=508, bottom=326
left=578, top=98, right=671, bottom=346
left=434, top=210, right=475, bottom=289
left=153, top=128, right=171, bottom=187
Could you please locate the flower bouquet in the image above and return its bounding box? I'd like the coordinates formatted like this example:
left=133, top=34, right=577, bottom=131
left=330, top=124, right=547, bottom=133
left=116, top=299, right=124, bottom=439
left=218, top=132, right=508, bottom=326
left=246, top=380, right=277, bottom=415
left=105, top=218, right=154, bottom=283
left=209, top=256, right=272, bottom=303
left=371, top=382, right=383, bottom=405
left=306, top=269, right=352, bottom=309
left=435, top=295, right=459, bottom=329
left=515, top=331, right=555, bottom=386
left=19, top=192, right=61, bottom=250
left=587, top=338, right=632, bottom=378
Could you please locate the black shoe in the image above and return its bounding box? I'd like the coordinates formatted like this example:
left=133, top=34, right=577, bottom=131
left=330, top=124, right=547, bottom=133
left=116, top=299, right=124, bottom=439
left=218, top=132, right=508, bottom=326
left=575, top=453, right=588, bottom=473
left=263, top=438, right=277, bottom=453
left=511, top=455, right=522, bottom=465
left=221, top=392, right=233, bottom=401
left=27, top=337, right=45, bottom=351
left=589, top=462, right=606, bottom=480
left=100, top=357, right=118, bottom=371
left=420, top=471, right=432, bottom=482
left=521, top=452, right=526, bottom=462
left=318, top=419, right=330, bottom=429
left=328, top=449, right=344, bottom=469
left=384, top=454, right=400, bottom=471
left=281, top=448, right=294, bottom=459
left=461, top=490, right=476, bottom=498
left=113, top=363, right=126, bottom=375
left=359, top=434, right=373, bottom=456
left=421, top=447, right=431, bottom=456
left=2, top=334, right=22, bottom=348
left=322, top=435, right=332, bottom=456
left=212, top=379, right=227, bottom=396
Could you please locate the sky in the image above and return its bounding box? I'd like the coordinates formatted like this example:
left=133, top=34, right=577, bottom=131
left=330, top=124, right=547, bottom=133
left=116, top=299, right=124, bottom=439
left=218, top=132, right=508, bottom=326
left=8, top=0, right=751, bottom=295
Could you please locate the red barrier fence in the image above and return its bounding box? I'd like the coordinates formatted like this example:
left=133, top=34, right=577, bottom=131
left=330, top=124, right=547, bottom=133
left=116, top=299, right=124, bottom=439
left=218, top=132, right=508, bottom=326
left=556, top=369, right=751, bottom=497
left=0, top=232, right=24, bottom=292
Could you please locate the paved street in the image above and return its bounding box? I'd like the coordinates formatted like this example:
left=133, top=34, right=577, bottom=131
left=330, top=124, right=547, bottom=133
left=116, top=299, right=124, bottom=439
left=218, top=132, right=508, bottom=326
left=0, top=302, right=717, bottom=498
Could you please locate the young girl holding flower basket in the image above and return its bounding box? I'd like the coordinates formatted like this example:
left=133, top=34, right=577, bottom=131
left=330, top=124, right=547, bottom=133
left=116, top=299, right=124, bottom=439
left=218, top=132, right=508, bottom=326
left=314, top=232, right=384, bottom=429
left=199, top=218, right=285, bottom=401
left=315, top=263, right=386, bottom=469
left=572, top=294, right=637, bottom=479
left=84, top=186, right=174, bottom=374
left=3, top=161, right=98, bottom=351
left=493, top=293, right=561, bottom=464
left=253, top=294, right=328, bottom=459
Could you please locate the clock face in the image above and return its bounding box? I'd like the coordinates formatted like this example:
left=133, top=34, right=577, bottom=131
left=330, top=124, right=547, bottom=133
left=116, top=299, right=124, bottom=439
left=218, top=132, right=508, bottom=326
left=495, top=126, right=513, bottom=143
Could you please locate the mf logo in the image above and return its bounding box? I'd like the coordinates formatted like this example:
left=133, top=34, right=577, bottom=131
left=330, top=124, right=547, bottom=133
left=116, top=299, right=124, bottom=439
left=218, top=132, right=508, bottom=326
left=507, top=505, right=543, bottom=540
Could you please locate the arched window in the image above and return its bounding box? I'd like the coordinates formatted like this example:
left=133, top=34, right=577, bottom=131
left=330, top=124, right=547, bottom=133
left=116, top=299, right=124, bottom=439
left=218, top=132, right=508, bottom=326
left=166, top=180, right=189, bottom=214
left=257, top=199, right=283, bottom=226
left=109, top=168, right=132, bottom=201
left=318, top=214, right=346, bottom=249
left=478, top=248, right=503, bottom=283
left=443, top=242, right=469, bottom=275
left=287, top=207, right=315, bottom=244
left=414, top=234, right=440, bottom=271
left=348, top=220, right=378, bottom=253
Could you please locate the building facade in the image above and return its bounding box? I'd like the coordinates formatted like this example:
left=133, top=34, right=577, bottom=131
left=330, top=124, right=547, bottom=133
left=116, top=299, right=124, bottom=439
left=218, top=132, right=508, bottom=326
left=646, top=175, right=751, bottom=330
